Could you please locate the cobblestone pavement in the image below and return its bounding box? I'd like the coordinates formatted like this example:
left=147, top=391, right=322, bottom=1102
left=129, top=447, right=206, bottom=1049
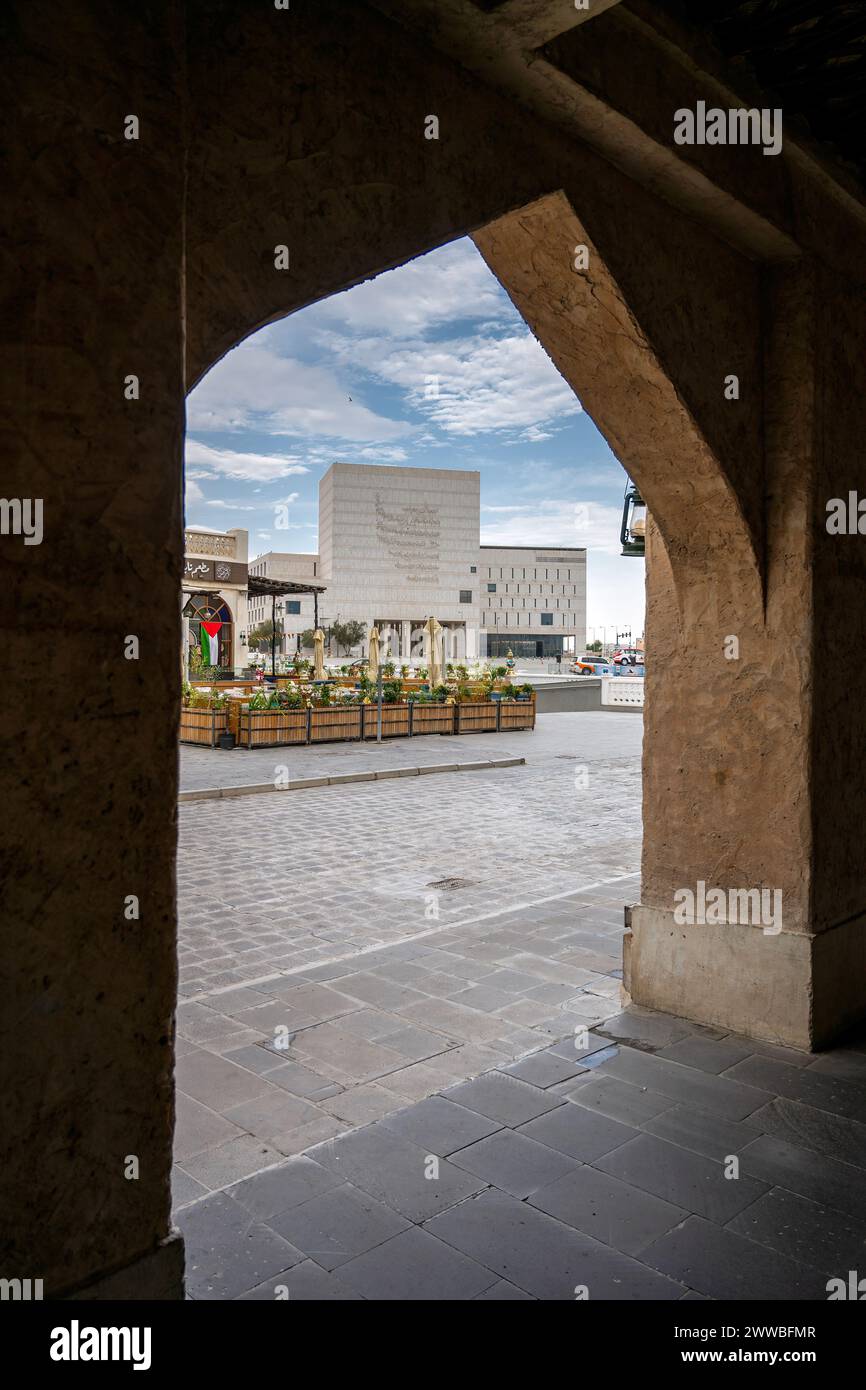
left=174, top=713, right=641, bottom=1190
left=176, top=1005, right=866, bottom=1299
left=175, top=712, right=866, bottom=1299
left=178, top=709, right=640, bottom=792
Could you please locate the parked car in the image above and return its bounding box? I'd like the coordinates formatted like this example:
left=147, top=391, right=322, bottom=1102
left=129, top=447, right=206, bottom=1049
left=570, top=656, right=613, bottom=675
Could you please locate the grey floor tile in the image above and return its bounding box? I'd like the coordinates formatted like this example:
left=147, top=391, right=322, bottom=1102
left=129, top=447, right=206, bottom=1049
left=566, top=1075, right=675, bottom=1127
left=221, top=1043, right=287, bottom=1077
left=378, top=1095, right=502, bottom=1154
left=174, top=1093, right=244, bottom=1163
left=181, top=1135, right=286, bottom=1189
left=529, top=1165, right=687, bottom=1256
left=473, top=1279, right=536, bottom=1300
left=223, top=1089, right=323, bottom=1140
left=337, top=1226, right=496, bottom=1300
left=658, top=1036, right=753, bottom=1074
left=267, top=1182, right=410, bottom=1270
left=745, top=1096, right=866, bottom=1171
left=594, top=1047, right=773, bottom=1121
left=501, top=1050, right=591, bottom=1089
left=264, top=1062, right=344, bottom=1101
left=424, top=1190, right=684, bottom=1301
left=312, top=1124, right=487, bottom=1222
left=177, top=1191, right=306, bottom=1300
left=727, top=1187, right=866, bottom=1277
left=806, top=1051, right=866, bottom=1082
left=595, top=1133, right=768, bottom=1222
left=738, top=1134, right=866, bottom=1222
left=237, top=1260, right=364, bottom=1300
left=176, top=1050, right=272, bottom=1112
left=517, top=1104, right=638, bottom=1162
left=450, top=1127, right=580, bottom=1198
left=725, top=1055, right=866, bottom=1125
left=594, top=1009, right=705, bottom=1051
left=444, top=1072, right=562, bottom=1127
left=172, top=1166, right=209, bottom=1210
left=227, top=1155, right=343, bottom=1221
left=641, top=1215, right=828, bottom=1300
left=643, top=1103, right=761, bottom=1161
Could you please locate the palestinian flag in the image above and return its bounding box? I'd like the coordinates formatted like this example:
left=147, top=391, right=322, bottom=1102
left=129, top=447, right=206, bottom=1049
left=199, top=621, right=222, bottom=666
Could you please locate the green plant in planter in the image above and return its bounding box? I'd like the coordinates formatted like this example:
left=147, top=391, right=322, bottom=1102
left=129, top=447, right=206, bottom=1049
left=518, top=682, right=534, bottom=695
left=247, top=691, right=268, bottom=711
left=382, top=680, right=403, bottom=704
left=456, top=683, right=472, bottom=703
left=382, top=660, right=396, bottom=679
left=431, top=683, right=449, bottom=702
left=400, top=664, right=409, bottom=679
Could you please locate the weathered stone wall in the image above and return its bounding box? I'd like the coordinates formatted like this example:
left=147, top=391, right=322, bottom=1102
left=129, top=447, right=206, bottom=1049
left=3, top=0, right=866, bottom=1297
left=1, top=2, right=185, bottom=1295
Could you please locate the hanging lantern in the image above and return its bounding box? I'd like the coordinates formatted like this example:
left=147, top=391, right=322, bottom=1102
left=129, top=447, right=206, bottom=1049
left=620, top=480, right=647, bottom=557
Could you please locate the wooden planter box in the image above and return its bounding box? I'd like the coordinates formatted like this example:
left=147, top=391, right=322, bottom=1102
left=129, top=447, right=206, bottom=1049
left=363, top=704, right=411, bottom=739
left=498, top=697, right=536, bottom=730
left=180, top=708, right=228, bottom=746
left=456, top=701, right=498, bottom=734
left=241, top=710, right=307, bottom=748
left=309, top=706, right=363, bottom=743
left=411, top=703, right=456, bottom=736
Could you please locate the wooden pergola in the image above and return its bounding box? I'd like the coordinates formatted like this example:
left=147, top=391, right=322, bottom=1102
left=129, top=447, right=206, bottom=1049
left=247, top=574, right=328, bottom=677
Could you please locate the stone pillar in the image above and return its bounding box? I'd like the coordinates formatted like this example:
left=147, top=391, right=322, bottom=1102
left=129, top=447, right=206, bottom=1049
left=625, top=264, right=866, bottom=1050
left=1, top=3, right=186, bottom=1296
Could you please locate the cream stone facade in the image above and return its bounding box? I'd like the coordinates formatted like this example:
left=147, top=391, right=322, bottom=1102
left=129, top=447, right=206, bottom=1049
left=182, top=526, right=249, bottom=673
left=251, top=464, right=586, bottom=662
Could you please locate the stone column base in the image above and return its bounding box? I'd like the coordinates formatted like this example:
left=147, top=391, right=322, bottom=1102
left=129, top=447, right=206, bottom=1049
left=624, top=905, right=866, bottom=1051
left=62, top=1232, right=185, bottom=1301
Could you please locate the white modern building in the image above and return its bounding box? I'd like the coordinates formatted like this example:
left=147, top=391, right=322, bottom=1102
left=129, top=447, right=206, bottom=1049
left=479, top=545, right=586, bottom=659
left=251, top=463, right=586, bottom=661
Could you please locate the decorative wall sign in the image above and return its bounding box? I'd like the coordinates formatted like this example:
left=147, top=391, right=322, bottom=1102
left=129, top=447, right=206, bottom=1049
left=183, top=557, right=247, bottom=585
left=375, top=494, right=440, bottom=584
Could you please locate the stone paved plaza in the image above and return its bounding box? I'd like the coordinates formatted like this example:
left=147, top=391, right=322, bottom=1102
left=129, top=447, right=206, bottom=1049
left=175, top=714, right=641, bottom=1178
left=174, top=712, right=866, bottom=1299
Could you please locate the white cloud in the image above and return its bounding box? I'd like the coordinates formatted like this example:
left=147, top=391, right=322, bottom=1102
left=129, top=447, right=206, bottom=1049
left=315, top=240, right=510, bottom=335
left=205, top=499, right=256, bottom=510
left=187, top=344, right=410, bottom=443
left=480, top=499, right=625, bottom=557
left=185, top=440, right=310, bottom=483
left=321, top=329, right=580, bottom=438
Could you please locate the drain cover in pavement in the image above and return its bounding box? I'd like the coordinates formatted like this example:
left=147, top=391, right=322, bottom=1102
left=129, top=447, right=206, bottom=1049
left=426, top=877, right=475, bottom=891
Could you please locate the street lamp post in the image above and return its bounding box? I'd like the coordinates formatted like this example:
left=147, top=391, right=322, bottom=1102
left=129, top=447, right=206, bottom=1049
left=270, top=598, right=284, bottom=679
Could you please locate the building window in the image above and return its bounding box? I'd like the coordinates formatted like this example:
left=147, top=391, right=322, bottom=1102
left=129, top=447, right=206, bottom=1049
left=541, top=612, right=553, bottom=625
left=286, top=600, right=301, bottom=614
left=459, top=590, right=472, bottom=603
left=487, top=583, right=496, bottom=593
left=470, top=566, right=477, bottom=573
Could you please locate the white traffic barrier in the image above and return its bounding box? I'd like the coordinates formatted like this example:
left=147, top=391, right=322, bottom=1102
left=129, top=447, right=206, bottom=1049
left=601, top=675, right=645, bottom=708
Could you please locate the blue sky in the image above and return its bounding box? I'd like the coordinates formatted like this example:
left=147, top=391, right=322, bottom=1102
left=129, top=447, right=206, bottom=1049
left=185, top=237, right=645, bottom=639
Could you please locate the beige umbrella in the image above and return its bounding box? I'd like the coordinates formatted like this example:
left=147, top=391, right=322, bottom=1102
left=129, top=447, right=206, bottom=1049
left=313, top=628, right=326, bottom=681
left=367, top=625, right=380, bottom=683
left=425, top=615, right=443, bottom=688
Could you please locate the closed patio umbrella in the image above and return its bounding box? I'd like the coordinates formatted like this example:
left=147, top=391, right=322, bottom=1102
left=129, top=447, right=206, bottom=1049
left=367, top=625, right=380, bottom=683
left=313, top=628, right=326, bottom=681
left=425, top=615, right=443, bottom=689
